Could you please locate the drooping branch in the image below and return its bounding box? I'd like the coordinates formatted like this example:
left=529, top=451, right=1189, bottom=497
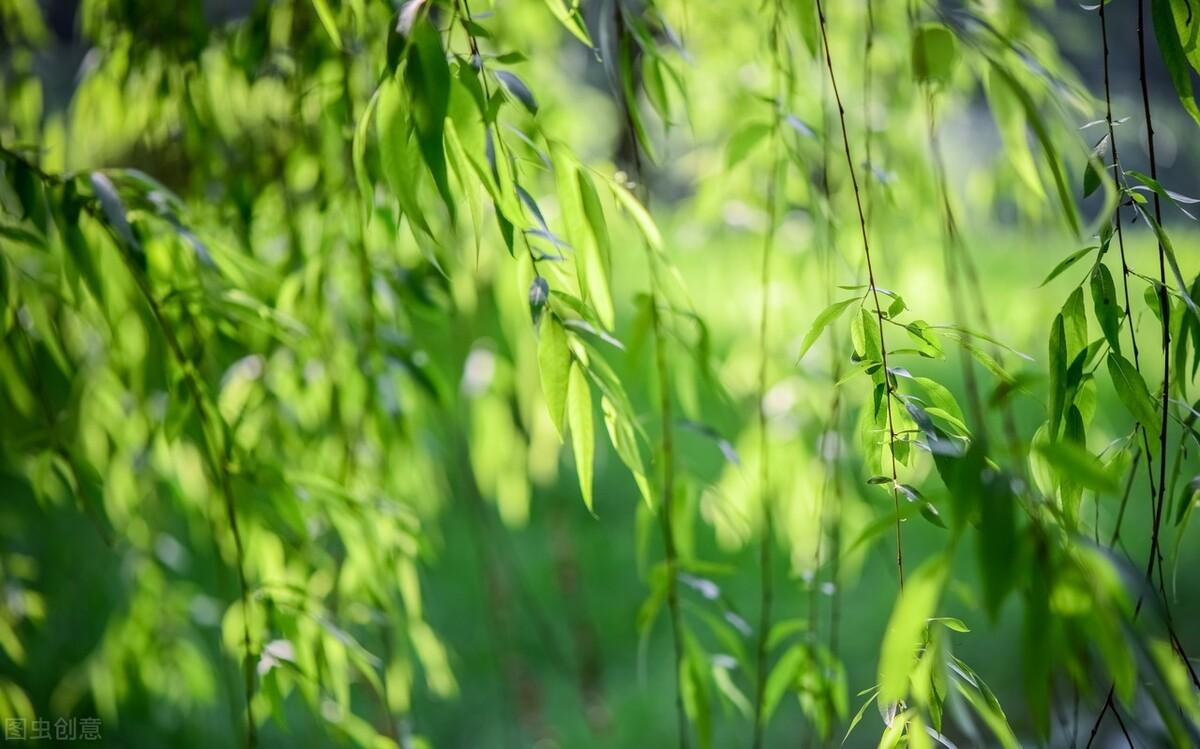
left=816, top=0, right=904, bottom=588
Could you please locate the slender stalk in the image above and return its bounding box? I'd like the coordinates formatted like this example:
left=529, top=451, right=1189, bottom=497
left=653, top=296, right=690, bottom=749
left=116, top=238, right=258, bottom=748
left=1086, top=2, right=1191, bottom=734
left=610, top=9, right=689, bottom=746
left=1097, top=0, right=1160, bottom=548
left=862, top=0, right=875, bottom=218
left=1099, top=0, right=1141, bottom=370
left=750, top=10, right=785, bottom=745
left=816, top=0, right=904, bottom=588
left=1134, top=0, right=1170, bottom=593
left=1133, top=0, right=1198, bottom=692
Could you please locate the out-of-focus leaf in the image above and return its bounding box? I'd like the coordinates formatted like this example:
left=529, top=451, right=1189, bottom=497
left=911, top=24, right=959, bottom=85
left=539, top=315, right=571, bottom=437
left=1152, top=0, right=1200, bottom=127
left=568, top=362, right=595, bottom=514
left=405, top=17, right=455, bottom=221
left=311, top=0, right=342, bottom=49
left=1035, top=440, right=1119, bottom=493
left=879, top=555, right=948, bottom=702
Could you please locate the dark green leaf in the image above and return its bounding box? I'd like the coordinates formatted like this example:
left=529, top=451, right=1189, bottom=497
left=1090, top=263, right=1123, bottom=354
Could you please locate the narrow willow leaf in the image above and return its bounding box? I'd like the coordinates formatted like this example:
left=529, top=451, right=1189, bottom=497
left=762, top=645, right=805, bottom=722
left=988, top=63, right=1081, bottom=235
left=618, top=33, right=657, bottom=162
left=601, top=395, right=652, bottom=506
left=711, top=663, right=752, bottom=719
left=1090, top=264, right=1122, bottom=354
left=1134, top=203, right=1200, bottom=323
left=951, top=657, right=1020, bottom=749
left=1107, top=352, right=1158, bottom=435
left=549, top=143, right=614, bottom=329
left=1126, top=169, right=1200, bottom=218
left=798, top=298, right=858, bottom=361
left=378, top=79, right=435, bottom=240
left=538, top=316, right=570, bottom=437
left=406, top=17, right=455, bottom=221
left=567, top=362, right=595, bottom=514
left=1035, top=441, right=1119, bottom=493
left=607, top=178, right=662, bottom=249
left=879, top=555, right=948, bottom=702
left=1082, top=134, right=1110, bottom=198
left=1152, top=0, right=1200, bottom=127
left=1039, top=246, right=1096, bottom=287
left=577, top=171, right=615, bottom=329
left=89, top=172, right=140, bottom=255
left=353, top=88, right=381, bottom=228
left=529, top=276, right=549, bottom=326
left=311, top=0, right=343, bottom=49
left=1062, top=287, right=1088, bottom=359
left=1048, top=314, right=1067, bottom=438
left=540, top=0, right=592, bottom=46
left=915, top=377, right=965, bottom=424
left=985, top=68, right=1045, bottom=200
left=495, top=70, right=538, bottom=115
left=725, top=122, right=770, bottom=168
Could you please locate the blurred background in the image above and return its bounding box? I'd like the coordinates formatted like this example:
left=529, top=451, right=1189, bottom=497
left=2, top=0, right=1199, bottom=747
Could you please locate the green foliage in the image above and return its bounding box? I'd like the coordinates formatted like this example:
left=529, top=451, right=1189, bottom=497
left=1, top=0, right=1200, bottom=747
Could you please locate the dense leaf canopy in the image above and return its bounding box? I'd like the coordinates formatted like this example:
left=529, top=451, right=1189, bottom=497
left=2, top=0, right=1200, bottom=747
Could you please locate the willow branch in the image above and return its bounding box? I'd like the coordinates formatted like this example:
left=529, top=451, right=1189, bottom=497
left=816, top=0, right=904, bottom=588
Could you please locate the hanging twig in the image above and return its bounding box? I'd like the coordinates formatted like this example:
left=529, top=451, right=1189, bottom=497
left=816, top=0, right=904, bottom=588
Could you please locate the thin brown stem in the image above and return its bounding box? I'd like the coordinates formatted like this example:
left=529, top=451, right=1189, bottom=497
left=816, top=0, right=903, bottom=588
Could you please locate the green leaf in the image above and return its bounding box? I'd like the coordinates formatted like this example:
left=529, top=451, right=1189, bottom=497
left=915, top=377, right=965, bottom=424
left=538, top=316, right=571, bottom=438
left=1048, top=314, right=1067, bottom=438
left=353, top=87, right=381, bottom=228
left=578, top=170, right=615, bottom=329
left=1090, top=263, right=1123, bottom=354
left=1152, top=0, right=1200, bottom=128
left=725, top=122, right=770, bottom=168
left=405, top=17, right=455, bottom=221
left=378, top=78, right=435, bottom=240
left=1039, top=246, right=1097, bottom=287
left=986, top=68, right=1045, bottom=200
left=911, top=24, right=959, bottom=85
left=529, top=276, right=549, bottom=326
left=1134, top=203, right=1200, bottom=324
left=1062, top=287, right=1088, bottom=360
left=879, top=555, right=948, bottom=702
left=89, top=172, right=143, bottom=260
left=762, top=645, right=805, bottom=723
left=311, top=0, right=342, bottom=50
left=568, top=362, right=595, bottom=514
left=988, top=63, right=1081, bottom=235
left=607, top=178, right=662, bottom=250
left=540, top=0, right=592, bottom=46
left=1107, top=352, right=1158, bottom=435
left=495, top=70, right=538, bottom=115
left=619, top=32, right=657, bottom=162
left=1083, top=134, right=1110, bottom=199
left=1035, top=440, right=1119, bottom=494
left=797, top=298, right=858, bottom=361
